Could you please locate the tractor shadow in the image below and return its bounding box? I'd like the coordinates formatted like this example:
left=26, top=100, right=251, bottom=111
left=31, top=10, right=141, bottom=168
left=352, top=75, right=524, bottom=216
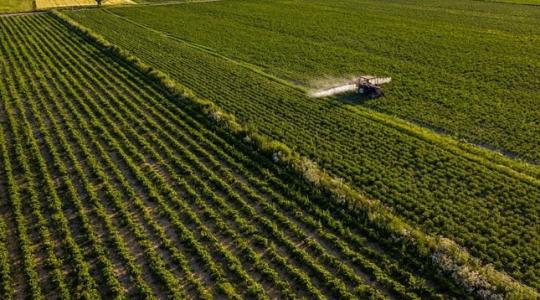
left=334, top=91, right=375, bottom=105
left=316, top=91, right=378, bottom=115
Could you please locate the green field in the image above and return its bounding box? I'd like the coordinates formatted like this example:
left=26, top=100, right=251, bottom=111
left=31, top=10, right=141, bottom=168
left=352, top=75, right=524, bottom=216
left=0, top=0, right=538, bottom=298
left=67, top=0, right=540, bottom=289
left=82, top=0, right=540, bottom=163
left=1, top=12, right=492, bottom=299
left=0, top=0, right=33, bottom=12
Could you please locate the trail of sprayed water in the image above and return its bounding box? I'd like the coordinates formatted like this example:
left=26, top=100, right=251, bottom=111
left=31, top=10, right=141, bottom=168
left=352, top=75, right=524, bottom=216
left=309, top=84, right=357, bottom=98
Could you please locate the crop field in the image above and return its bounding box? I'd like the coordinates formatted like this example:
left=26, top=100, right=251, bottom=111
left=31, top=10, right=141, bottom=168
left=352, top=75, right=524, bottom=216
left=0, top=0, right=33, bottom=12
left=74, top=0, right=540, bottom=163
left=35, top=0, right=95, bottom=9
left=67, top=0, right=540, bottom=289
left=34, top=0, right=133, bottom=9
left=0, top=12, right=486, bottom=299
left=0, top=0, right=132, bottom=12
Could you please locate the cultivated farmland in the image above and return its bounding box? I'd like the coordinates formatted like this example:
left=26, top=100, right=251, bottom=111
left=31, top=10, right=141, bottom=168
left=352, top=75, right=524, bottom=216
left=67, top=0, right=540, bottom=289
left=35, top=0, right=95, bottom=9
left=0, top=0, right=33, bottom=12
left=0, top=0, right=538, bottom=298
left=85, top=0, right=540, bottom=163
left=34, top=0, right=133, bottom=9
left=0, top=12, right=487, bottom=299
left=0, top=0, right=132, bottom=12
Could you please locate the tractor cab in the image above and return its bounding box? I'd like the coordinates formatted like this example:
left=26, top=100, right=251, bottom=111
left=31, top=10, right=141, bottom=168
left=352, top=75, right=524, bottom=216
left=356, top=76, right=386, bottom=99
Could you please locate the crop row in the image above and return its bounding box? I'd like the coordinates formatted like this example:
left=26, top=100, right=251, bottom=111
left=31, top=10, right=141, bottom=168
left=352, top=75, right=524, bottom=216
left=66, top=7, right=540, bottom=288
left=0, top=13, right=469, bottom=298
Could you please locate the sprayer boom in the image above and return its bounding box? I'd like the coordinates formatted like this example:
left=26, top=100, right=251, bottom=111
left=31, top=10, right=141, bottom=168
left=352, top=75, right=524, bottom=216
left=358, top=76, right=392, bottom=85
left=309, top=75, right=391, bottom=98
